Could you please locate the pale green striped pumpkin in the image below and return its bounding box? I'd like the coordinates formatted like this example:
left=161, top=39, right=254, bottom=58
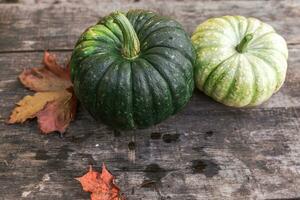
left=192, top=16, right=288, bottom=107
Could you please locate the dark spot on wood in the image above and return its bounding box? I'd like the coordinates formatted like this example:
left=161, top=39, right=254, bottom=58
left=204, top=131, right=213, bottom=140
left=56, top=145, right=73, bottom=160
left=261, top=135, right=291, bottom=156
left=53, top=0, right=60, bottom=4
left=192, top=146, right=205, bottom=153
left=255, top=160, right=274, bottom=173
left=162, top=133, right=180, bottom=143
left=45, top=145, right=74, bottom=170
left=192, top=160, right=206, bottom=173
left=150, top=132, right=162, bottom=140
left=65, top=132, right=94, bottom=143
left=143, top=163, right=167, bottom=182
left=191, top=160, right=220, bottom=177
left=113, top=130, right=121, bottom=137
left=141, top=180, right=156, bottom=188
left=131, top=187, right=135, bottom=194
left=237, top=185, right=251, bottom=195
left=35, top=150, right=51, bottom=160
left=246, top=175, right=250, bottom=181
left=120, top=166, right=128, bottom=171
left=128, top=141, right=135, bottom=150
left=133, top=0, right=140, bottom=2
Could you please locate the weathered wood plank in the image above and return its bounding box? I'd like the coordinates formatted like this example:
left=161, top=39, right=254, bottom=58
left=0, top=48, right=299, bottom=199
left=0, top=0, right=299, bottom=52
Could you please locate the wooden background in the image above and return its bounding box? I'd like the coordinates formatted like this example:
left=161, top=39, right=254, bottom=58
left=0, top=0, right=300, bottom=199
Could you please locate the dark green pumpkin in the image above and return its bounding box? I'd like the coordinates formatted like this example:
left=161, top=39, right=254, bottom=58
left=70, top=10, right=195, bottom=129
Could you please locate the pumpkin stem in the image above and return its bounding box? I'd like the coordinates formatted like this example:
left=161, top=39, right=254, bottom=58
left=112, top=12, right=140, bottom=59
left=236, top=34, right=253, bottom=53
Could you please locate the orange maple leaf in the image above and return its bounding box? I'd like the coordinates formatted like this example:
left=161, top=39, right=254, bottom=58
left=76, top=164, right=126, bottom=200
left=7, top=51, right=77, bottom=134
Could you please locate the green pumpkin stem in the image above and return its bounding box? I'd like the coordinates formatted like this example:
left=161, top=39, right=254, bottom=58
left=112, top=12, right=140, bottom=59
left=236, top=34, right=253, bottom=53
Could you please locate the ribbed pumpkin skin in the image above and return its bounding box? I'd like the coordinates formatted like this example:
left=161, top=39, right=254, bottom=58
left=70, top=10, right=195, bottom=129
left=192, top=16, right=288, bottom=107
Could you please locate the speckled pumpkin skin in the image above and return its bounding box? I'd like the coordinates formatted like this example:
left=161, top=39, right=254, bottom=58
left=192, top=16, right=288, bottom=107
left=70, top=10, right=195, bottom=129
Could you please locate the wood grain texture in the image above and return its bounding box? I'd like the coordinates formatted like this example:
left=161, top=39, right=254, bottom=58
left=0, top=0, right=300, bottom=52
left=0, top=0, right=300, bottom=200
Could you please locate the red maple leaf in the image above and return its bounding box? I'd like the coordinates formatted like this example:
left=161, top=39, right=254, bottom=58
left=76, top=164, right=126, bottom=200
left=7, top=51, right=77, bottom=134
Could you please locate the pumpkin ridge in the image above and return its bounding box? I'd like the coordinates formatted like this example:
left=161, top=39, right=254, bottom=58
left=222, top=16, right=240, bottom=41
left=94, top=60, right=122, bottom=116
left=209, top=55, right=239, bottom=100
left=142, top=58, right=176, bottom=112
left=143, top=49, right=193, bottom=80
left=138, top=16, right=182, bottom=38
left=131, top=60, right=156, bottom=127
left=202, top=53, right=236, bottom=92
left=194, top=18, right=234, bottom=40
left=192, top=31, right=235, bottom=48
left=244, top=56, right=259, bottom=106
left=74, top=41, right=116, bottom=55
left=237, top=16, right=243, bottom=40
left=220, top=56, right=241, bottom=103
left=247, top=54, right=277, bottom=99
left=248, top=52, right=280, bottom=90
left=140, top=26, right=183, bottom=44
left=143, top=49, right=193, bottom=66
left=75, top=41, right=114, bottom=51
left=144, top=45, right=193, bottom=62
left=245, top=18, right=264, bottom=39
left=247, top=31, right=275, bottom=48
left=248, top=49, right=287, bottom=91
left=135, top=14, right=157, bottom=36
left=249, top=47, right=287, bottom=59
left=71, top=45, right=116, bottom=74
left=243, top=17, right=251, bottom=37
left=115, top=62, right=135, bottom=128
left=79, top=25, right=121, bottom=45
left=125, top=10, right=140, bottom=27
left=129, top=62, right=136, bottom=128
left=141, top=60, right=162, bottom=124
left=127, top=10, right=155, bottom=34
left=71, top=49, right=109, bottom=79
left=70, top=54, right=89, bottom=82
left=74, top=53, right=111, bottom=90
left=77, top=38, right=121, bottom=50
left=192, top=29, right=233, bottom=42
left=101, top=20, right=124, bottom=44
left=193, top=44, right=232, bottom=52
left=78, top=54, right=117, bottom=109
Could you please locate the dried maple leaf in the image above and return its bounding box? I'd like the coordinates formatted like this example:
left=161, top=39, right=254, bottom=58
left=7, top=51, right=77, bottom=134
left=76, top=164, right=126, bottom=200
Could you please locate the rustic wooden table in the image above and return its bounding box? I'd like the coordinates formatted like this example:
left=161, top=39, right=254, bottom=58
left=0, top=0, right=300, bottom=199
